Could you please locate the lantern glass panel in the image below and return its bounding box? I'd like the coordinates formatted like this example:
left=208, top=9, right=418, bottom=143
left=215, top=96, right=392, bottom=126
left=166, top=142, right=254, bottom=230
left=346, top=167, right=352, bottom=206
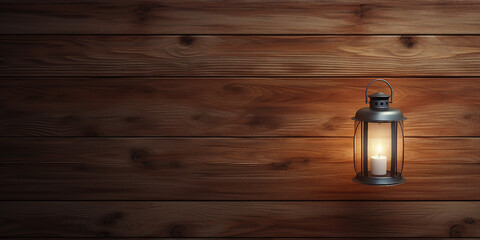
left=367, top=122, right=391, bottom=176
left=353, top=120, right=404, bottom=177
left=354, top=120, right=362, bottom=174
left=395, top=121, right=405, bottom=176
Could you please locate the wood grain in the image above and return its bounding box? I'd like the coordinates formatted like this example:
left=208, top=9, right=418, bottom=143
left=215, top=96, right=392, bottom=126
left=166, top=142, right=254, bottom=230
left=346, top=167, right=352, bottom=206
left=0, top=201, right=479, bottom=237
left=1, top=1, right=479, bottom=239
left=1, top=138, right=479, bottom=200
left=1, top=36, right=479, bottom=77
left=4, top=239, right=471, bottom=240
left=0, top=0, right=479, bottom=34
left=1, top=78, right=479, bottom=137
left=3, top=239, right=472, bottom=240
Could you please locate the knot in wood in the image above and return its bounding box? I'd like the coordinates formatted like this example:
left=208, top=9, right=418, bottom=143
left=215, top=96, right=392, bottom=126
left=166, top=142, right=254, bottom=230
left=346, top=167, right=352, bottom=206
left=131, top=149, right=148, bottom=162
left=179, top=35, right=194, bottom=46
left=354, top=4, right=372, bottom=18
left=400, top=36, right=416, bottom=48
left=464, top=217, right=476, bottom=225
left=102, top=211, right=123, bottom=226
left=223, top=83, right=245, bottom=93
left=449, top=224, right=463, bottom=237
left=133, top=4, right=155, bottom=23
left=170, top=224, right=188, bottom=237
left=272, top=160, right=292, bottom=170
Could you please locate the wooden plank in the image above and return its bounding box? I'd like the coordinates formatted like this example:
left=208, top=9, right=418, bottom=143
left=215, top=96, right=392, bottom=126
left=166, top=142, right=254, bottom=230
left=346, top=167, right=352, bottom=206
left=3, top=237, right=477, bottom=240
left=0, top=0, right=479, bottom=34
left=0, top=201, right=479, bottom=237
left=3, top=239, right=472, bottom=240
left=4, top=239, right=472, bottom=240
left=1, top=138, right=479, bottom=200
left=1, top=36, right=479, bottom=77
left=1, top=78, right=479, bottom=137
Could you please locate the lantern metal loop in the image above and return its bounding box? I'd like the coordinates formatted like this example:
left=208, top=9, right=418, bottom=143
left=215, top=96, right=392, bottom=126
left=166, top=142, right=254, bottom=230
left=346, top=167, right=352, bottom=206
left=365, top=79, right=393, bottom=104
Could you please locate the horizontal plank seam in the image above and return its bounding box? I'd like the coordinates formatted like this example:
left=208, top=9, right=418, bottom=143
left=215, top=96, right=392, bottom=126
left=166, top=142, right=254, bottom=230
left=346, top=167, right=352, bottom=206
left=0, top=238, right=476, bottom=239
left=0, top=136, right=479, bottom=139
left=2, top=34, right=480, bottom=36
left=1, top=76, right=480, bottom=79
left=1, top=200, right=479, bottom=202
left=0, top=237, right=472, bottom=239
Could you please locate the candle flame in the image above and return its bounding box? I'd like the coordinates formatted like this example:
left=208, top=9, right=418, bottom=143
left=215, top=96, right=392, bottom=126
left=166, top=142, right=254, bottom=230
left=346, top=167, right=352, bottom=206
left=376, top=144, right=383, bottom=156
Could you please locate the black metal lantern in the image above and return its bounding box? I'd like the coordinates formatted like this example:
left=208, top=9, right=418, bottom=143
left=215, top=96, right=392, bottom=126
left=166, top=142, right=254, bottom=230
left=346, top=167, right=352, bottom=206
left=352, top=79, right=406, bottom=186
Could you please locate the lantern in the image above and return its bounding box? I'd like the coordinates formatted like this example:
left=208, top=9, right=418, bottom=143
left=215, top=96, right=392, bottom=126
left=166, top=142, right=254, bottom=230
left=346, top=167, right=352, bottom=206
left=352, top=79, right=406, bottom=186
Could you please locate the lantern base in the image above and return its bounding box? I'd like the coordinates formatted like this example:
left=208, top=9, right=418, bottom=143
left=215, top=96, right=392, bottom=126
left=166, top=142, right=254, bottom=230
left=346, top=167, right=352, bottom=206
left=353, top=172, right=405, bottom=186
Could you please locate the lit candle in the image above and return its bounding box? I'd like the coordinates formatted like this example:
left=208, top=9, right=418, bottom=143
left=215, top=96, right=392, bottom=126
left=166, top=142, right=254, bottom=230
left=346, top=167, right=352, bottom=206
left=371, top=144, right=387, bottom=175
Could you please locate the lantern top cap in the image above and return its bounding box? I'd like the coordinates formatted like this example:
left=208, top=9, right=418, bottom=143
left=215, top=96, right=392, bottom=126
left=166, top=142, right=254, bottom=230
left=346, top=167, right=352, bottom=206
left=352, top=107, right=406, bottom=122
left=352, top=79, right=407, bottom=122
left=368, top=92, right=390, bottom=99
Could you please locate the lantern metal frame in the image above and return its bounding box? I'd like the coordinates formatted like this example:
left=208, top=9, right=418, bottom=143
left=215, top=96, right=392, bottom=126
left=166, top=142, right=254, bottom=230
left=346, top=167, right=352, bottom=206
left=352, top=79, right=406, bottom=186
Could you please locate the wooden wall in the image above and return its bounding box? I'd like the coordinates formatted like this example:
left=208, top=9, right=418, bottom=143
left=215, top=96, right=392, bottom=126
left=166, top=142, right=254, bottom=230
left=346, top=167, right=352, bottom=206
left=1, top=0, right=479, bottom=238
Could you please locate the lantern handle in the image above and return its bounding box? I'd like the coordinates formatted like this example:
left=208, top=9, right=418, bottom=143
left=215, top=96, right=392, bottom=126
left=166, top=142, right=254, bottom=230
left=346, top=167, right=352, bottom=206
left=365, top=79, right=393, bottom=104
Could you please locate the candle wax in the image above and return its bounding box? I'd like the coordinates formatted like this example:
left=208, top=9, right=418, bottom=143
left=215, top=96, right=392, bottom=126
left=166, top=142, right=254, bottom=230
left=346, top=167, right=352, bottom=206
left=371, top=155, right=387, bottom=175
